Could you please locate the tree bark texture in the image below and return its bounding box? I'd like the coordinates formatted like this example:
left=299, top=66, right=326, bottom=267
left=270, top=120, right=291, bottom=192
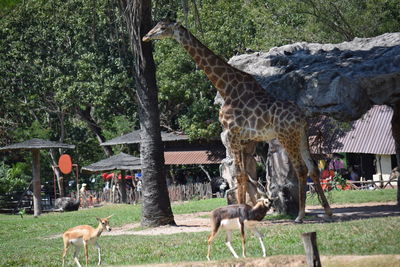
left=119, top=0, right=175, bottom=226
left=391, top=102, right=400, bottom=205
left=265, top=139, right=300, bottom=216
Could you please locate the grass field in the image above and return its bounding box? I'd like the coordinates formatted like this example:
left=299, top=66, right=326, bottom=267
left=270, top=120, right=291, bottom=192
left=0, top=189, right=398, bottom=266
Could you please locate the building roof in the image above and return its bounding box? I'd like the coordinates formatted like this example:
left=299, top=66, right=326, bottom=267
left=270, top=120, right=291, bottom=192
left=164, top=150, right=225, bottom=165
left=81, top=152, right=141, bottom=173
left=0, top=138, right=75, bottom=151
left=332, top=105, right=395, bottom=155
left=100, top=130, right=188, bottom=146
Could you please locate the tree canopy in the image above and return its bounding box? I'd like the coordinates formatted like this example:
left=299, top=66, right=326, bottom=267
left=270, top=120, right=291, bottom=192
left=1, top=0, right=399, bottom=192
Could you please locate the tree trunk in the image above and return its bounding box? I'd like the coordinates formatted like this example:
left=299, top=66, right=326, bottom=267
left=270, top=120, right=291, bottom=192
left=265, top=139, right=299, bottom=215
left=119, top=0, right=175, bottom=226
left=391, top=102, right=400, bottom=205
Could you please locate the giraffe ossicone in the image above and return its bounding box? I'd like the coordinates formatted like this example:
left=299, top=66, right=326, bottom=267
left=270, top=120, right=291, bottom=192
left=143, top=20, right=332, bottom=223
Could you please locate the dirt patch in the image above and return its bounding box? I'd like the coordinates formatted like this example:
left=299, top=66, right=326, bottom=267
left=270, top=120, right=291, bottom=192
left=105, top=211, right=210, bottom=236
left=115, top=254, right=400, bottom=267
left=103, top=201, right=399, bottom=237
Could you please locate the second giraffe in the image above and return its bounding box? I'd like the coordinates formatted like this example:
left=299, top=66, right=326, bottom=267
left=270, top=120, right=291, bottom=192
left=143, top=20, right=332, bottom=223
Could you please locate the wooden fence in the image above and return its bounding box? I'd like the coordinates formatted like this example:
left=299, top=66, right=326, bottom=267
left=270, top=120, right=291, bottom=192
left=70, top=188, right=139, bottom=206
left=69, top=182, right=214, bottom=205
left=168, top=182, right=213, bottom=202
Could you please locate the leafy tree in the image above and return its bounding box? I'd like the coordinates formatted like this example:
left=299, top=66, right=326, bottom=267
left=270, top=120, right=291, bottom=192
left=0, top=0, right=139, bottom=196
left=0, top=0, right=137, bottom=153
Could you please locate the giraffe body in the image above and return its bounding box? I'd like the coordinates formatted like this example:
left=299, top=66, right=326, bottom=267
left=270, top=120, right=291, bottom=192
left=143, top=21, right=332, bottom=222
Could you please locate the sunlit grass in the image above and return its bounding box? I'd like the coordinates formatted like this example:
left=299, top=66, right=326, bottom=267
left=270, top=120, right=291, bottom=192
left=307, top=188, right=397, bottom=206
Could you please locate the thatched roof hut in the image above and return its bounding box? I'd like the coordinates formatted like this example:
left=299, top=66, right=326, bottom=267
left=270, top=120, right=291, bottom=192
left=81, top=153, right=141, bottom=173
left=100, top=130, right=188, bottom=146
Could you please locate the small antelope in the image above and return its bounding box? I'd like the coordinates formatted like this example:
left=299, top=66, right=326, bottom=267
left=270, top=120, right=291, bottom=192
left=62, top=215, right=113, bottom=267
left=207, top=198, right=274, bottom=260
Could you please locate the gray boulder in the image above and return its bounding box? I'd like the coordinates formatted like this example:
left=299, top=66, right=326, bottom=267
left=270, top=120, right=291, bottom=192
left=227, top=32, right=400, bottom=121
left=55, top=197, right=80, bottom=211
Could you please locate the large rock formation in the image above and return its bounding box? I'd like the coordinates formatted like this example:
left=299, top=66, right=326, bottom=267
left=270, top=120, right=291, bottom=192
left=218, top=32, right=400, bottom=211
left=227, top=32, right=400, bottom=121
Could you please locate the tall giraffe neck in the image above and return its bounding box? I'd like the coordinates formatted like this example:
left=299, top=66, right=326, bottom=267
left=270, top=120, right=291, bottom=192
left=173, top=25, right=263, bottom=99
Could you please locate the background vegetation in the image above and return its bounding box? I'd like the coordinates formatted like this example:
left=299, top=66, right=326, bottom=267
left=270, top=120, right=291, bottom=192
left=1, top=0, right=399, bottom=193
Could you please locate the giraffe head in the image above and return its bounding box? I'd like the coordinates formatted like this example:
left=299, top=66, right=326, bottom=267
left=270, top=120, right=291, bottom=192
left=143, top=20, right=181, bottom=42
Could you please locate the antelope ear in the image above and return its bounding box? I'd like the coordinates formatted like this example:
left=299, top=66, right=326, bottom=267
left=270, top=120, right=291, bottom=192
left=96, top=217, right=101, bottom=222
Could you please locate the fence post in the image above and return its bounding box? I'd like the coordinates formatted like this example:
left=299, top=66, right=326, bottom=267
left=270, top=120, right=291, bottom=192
left=301, top=232, right=321, bottom=267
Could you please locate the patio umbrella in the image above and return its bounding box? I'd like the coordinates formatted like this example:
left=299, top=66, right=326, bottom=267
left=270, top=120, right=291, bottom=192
left=0, top=138, right=75, bottom=217
left=81, top=153, right=141, bottom=203
left=81, top=152, right=141, bottom=172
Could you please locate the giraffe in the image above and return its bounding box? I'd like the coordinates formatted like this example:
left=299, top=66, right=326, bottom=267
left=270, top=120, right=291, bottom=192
left=143, top=20, right=332, bottom=222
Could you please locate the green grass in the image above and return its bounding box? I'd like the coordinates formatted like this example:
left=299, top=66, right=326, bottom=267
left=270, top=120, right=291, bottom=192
left=307, top=188, right=398, bottom=205
left=0, top=189, right=397, bottom=266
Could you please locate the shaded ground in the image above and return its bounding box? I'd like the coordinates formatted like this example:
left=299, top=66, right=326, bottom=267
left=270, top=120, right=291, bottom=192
left=104, top=201, right=400, bottom=237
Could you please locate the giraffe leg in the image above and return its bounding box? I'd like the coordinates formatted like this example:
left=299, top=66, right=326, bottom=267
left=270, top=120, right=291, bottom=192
left=295, top=172, right=307, bottom=223
left=237, top=173, right=248, bottom=204
left=279, top=137, right=308, bottom=223
left=244, top=142, right=258, bottom=205
left=309, top=170, right=333, bottom=221
left=246, top=177, right=258, bottom=205
left=299, top=132, right=333, bottom=220
left=232, top=149, right=247, bottom=204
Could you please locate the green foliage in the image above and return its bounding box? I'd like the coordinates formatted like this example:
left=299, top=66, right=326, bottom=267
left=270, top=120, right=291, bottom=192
left=12, top=120, right=51, bottom=141
left=0, top=0, right=21, bottom=16
left=0, top=0, right=137, bottom=181
left=0, top=162, right=29, bottom=195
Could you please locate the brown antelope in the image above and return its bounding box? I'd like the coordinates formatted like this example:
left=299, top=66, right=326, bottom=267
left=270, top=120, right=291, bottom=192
left=207, top=198, right=274, bottom=260
left=62, top=215, right=113, bottom=267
